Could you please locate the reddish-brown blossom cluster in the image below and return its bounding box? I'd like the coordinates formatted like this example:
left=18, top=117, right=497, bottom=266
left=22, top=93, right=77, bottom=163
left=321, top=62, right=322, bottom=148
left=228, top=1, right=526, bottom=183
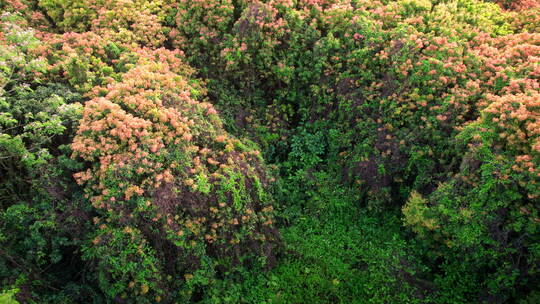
left=497, top=0, right=540, bottom=10
left=471, top=32, right=540, bottom=97
left=1, top=0, right=51, bottom=29
left=73, top=48, right=205, bottom=196
left=36, top=31, right=131, bottom=92
left=89, top=0, right=166, bottom=47
left=484, top=92, right=540, bottom=180
left=71, top=48, right=278, bottom=291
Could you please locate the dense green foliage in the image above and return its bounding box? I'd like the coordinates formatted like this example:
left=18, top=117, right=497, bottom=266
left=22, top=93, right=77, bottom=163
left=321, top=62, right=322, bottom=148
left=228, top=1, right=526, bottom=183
left=1, top=0, right=539, bottom=303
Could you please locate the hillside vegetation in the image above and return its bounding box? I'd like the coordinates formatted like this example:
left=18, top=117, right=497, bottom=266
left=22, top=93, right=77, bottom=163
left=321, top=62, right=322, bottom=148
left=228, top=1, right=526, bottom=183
left=0, top=0, right=539, bottom=303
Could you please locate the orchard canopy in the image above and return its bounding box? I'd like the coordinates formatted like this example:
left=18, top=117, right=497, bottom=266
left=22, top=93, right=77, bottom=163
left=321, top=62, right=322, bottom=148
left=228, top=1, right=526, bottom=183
left=0, top=0, right=539, bottom=303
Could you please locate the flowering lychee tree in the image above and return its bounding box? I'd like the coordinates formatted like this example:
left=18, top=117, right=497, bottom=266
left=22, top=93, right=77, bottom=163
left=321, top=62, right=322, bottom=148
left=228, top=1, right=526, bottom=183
left=0, top=0, right=539, bottom=303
